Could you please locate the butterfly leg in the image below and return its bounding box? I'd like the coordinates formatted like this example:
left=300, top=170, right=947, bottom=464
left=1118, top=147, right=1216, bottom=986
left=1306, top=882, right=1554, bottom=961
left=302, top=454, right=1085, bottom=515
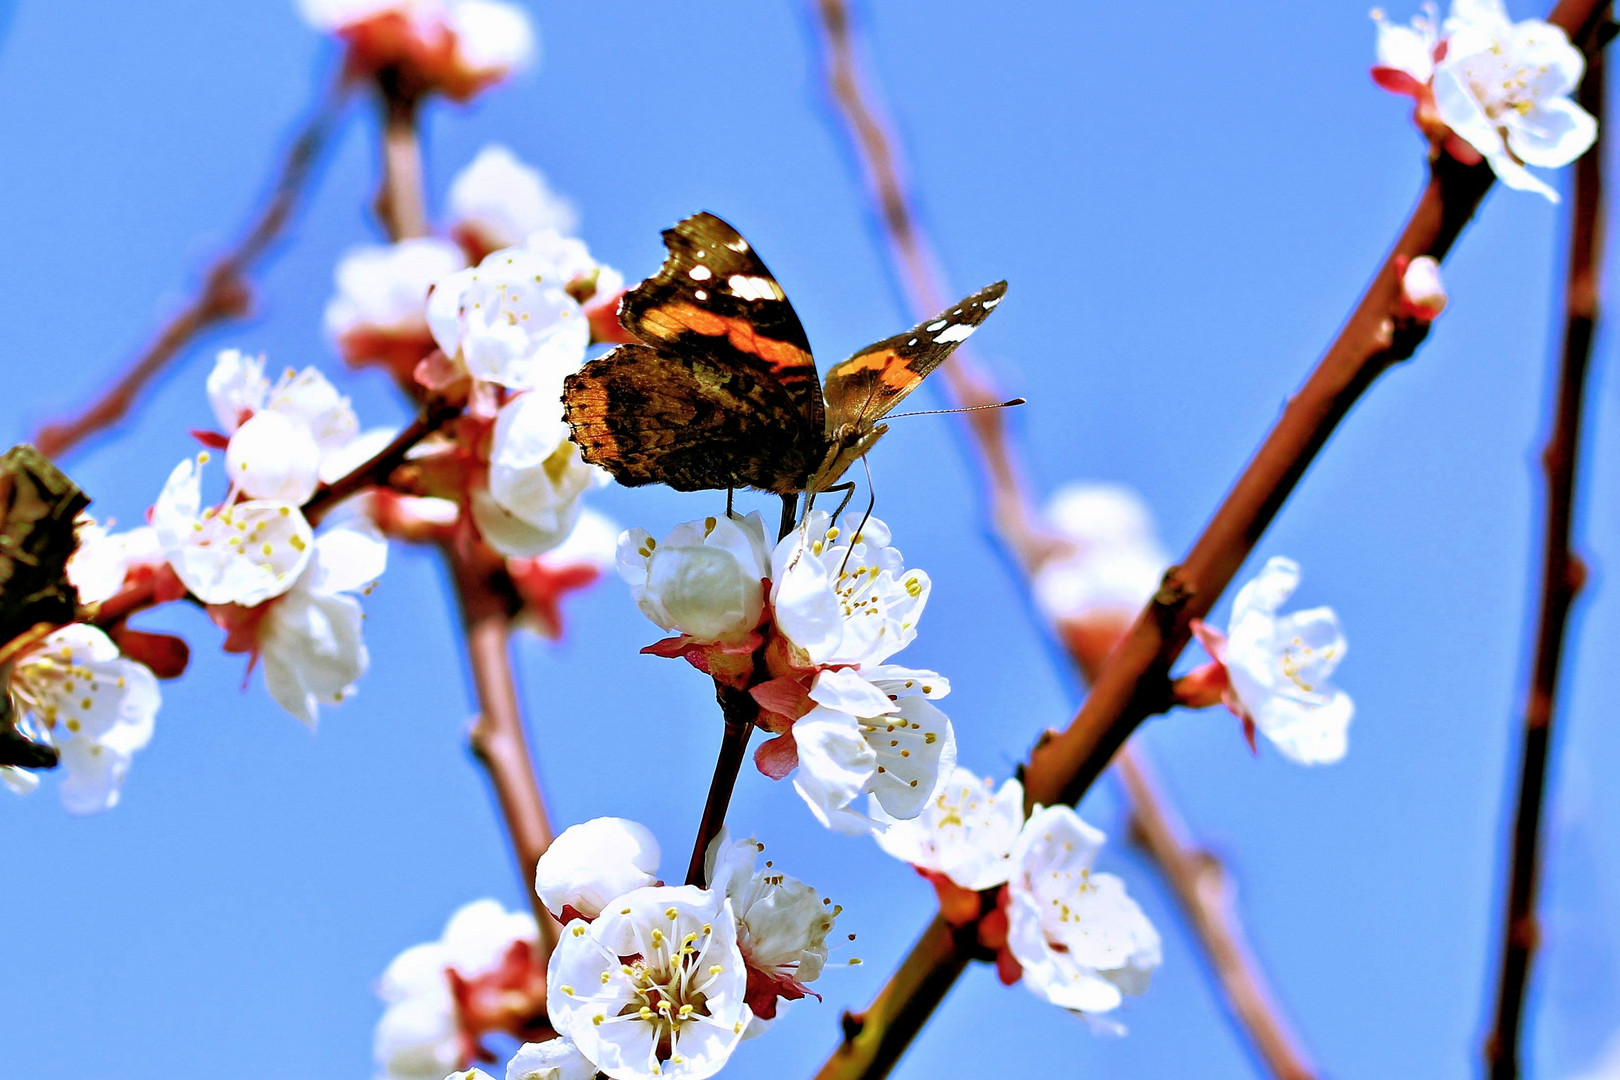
left=808, top=481, right=859, bottom=528
left=777, top=493, right=800, bottom=542
left=725, top=487, right=735, bottom=519
left=837, top=459, right=878, bottom=577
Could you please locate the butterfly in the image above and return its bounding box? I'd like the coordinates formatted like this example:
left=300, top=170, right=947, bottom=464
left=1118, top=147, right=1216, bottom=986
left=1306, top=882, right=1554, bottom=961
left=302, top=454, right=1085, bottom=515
left=561, top=212, right=1006, bottom=497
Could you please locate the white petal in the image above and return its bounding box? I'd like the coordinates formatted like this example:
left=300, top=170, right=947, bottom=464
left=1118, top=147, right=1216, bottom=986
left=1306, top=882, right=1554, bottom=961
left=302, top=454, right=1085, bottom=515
left=311, top=515, right=390, bottom=595
left=226, top=410, right=323, bottom=503
left=449, top=146, right=578, bottom=252
left=791, top=708, right=877, bottom=835
left=1507, top=95, right=1598, bottom=169
left=535, top=817, right=661, bottom=919
left=206, top=348, right=268, bottom=432
left=506, top=1036, right=596, bottom=1080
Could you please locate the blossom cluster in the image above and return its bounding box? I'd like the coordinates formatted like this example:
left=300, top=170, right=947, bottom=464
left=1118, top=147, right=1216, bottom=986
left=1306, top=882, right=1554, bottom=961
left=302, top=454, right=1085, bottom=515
left=3, top=139, right=623, bottom=810
left=1372, top=0, right=1597, bottom=200
left=876, top=768, right=1161, bottom=1019
left=620, top=510, right=956, bottom=835
left=385, top=817, right=842, bottom=1080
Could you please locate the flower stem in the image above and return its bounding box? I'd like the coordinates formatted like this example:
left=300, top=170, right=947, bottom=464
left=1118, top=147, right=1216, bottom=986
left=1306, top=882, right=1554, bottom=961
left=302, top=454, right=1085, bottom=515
left=684, top=689, right=758, bottom=887
left=1484, top=15, right=1607, bottom=1077
left=681, top=496, right=796, bottom=888
left=376, top=79, right=429, bottom=241
left=449, top=540, right=561, bottom=951
left=303, top=396, right=459, bottom=527
left=33, top=72, right=352, bottom=459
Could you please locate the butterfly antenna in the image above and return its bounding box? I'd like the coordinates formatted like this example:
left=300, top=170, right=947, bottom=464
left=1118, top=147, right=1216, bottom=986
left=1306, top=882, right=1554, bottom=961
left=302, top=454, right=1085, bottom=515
left=883, top=397, right=1026, bottom=420
left=836, top=458, right=878, bottom=578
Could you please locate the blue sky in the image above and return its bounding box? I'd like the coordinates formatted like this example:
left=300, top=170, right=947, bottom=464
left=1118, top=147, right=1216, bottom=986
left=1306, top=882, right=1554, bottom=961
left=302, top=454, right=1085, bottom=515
left=1, top=1, right=1617, bottom=1078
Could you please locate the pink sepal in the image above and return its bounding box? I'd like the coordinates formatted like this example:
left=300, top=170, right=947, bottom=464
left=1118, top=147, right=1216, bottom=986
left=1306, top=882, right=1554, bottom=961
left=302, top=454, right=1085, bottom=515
left=754, top=732, right=799, bottom=779
left=1370, top=66, right=1425, bottom=97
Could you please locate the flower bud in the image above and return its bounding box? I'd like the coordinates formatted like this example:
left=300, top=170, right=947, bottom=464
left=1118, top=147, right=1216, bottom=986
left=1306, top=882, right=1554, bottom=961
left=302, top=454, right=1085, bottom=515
left=226, top=410, right=323, bottom=503
left=1399, top=254, right=1447, bottom=321
left=617, top=513, right=770, bottom=644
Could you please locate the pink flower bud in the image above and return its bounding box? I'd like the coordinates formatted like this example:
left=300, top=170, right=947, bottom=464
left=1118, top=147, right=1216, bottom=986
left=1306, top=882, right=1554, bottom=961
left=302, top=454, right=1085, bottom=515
left=1399, top=254, right=1447, bottom=321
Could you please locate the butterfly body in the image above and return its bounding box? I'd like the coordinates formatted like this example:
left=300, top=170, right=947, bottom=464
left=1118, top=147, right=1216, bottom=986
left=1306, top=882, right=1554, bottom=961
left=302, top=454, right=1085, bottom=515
left=561, top=212, right=1005, bottom=496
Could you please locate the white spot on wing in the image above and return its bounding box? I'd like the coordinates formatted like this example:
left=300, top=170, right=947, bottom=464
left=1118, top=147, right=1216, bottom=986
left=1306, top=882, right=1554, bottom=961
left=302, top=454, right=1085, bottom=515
left=695, top=289, right=708, bottom=300
left=934, top=323, right=976, bottom=344
left=907, top=338, right=918, bottom=346
left=726, top=239, right=749, bottom=252
left=688, top=265, right=712, bottom=281
left=728, top=274, right=778, bottom=302
left=982, top=296, right=1001, bottom=309
left=926, top=320, right=948, bottom=332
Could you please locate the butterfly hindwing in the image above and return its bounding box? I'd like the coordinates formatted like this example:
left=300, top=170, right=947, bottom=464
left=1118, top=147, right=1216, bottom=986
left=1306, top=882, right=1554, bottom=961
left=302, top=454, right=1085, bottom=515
left=563, top=344, right=823, bottom=494
left=619, top=212, right=826, bottom=435
left=821, top=280, right=1008, bottom=429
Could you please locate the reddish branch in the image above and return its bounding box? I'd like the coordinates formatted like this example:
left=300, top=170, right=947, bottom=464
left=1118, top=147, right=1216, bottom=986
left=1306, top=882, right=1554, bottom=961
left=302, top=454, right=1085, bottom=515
left=810, top=3, right=1316, bottom=1077
left=449, top=539, right=560, bottom=946
left=304, top=397, right=458, bottom=527
left=812, top=2, right=1611, bottom=1077
left=682, top=495, right=798, bottom=887
left=370, top=91, right=554, bottom=944
left=1484, top=16, right=1608, bottom=1078
left=34, top=75, right=351, bottom=459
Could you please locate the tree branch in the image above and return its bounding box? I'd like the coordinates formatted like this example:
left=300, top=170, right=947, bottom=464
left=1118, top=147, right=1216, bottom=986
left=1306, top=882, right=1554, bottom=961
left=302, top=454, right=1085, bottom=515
left=367, top=89, right=555, bottom=948
left=808, top=3, right=1318, bottom=1077
left=33, top=74, right=351, bottom=459
left=303, top=396, right=458, bottom=527
left=809, top=2, right=1611, bottom=1076
left=448, top=539, right=560, bottom=948
left=1484, top=14, right=1608, bottom=1077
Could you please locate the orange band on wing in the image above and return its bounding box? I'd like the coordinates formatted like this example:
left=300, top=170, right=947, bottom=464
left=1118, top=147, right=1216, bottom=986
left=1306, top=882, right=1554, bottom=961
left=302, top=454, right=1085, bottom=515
left=646, top=302, right=814, bottom=377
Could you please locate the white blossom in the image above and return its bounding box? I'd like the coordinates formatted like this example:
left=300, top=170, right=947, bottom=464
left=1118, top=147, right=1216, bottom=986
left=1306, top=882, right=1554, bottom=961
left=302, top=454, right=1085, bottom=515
left=152, top=454, right=313, bottom=606
left=1032, top=483, right=1167, bottom=629
left=472, top=392, right=607, bottom=558
left=535, top=817, right=661, bottom=921
left=871, top=767, right=1024, bottom=891
left=375, top=899, right=539, bottom=1080
left=4, top=625, right=160, bottom=814
left=256, top=514, right=388, bottom=727
left=449, top=146, right=579, bottom=254
left=505, top=1037, right=595, bottom=1080
left=548, top=885, right=751, bottom=1080
left=427, top=246, right=590, bottom=391
left=617, top=513, right=771, bottom=645
left=1372, top=3, right=1441, bottom=85
left=789, top=665, right=956, bottom=835
left=770, top=512, right=929, bottom=669
left=206, top=349, right=361, bottom=502
left=1201, top=556, right=1353, bottom=765
left=705, top=831, right=835, bottom=1018
left=326, top=239, right=466, bottom=350
left=1005, top=805, right=1161, bottom=1016
left=67, top=519, right=162, bottom=604
left=1432, top=0, right=1595, bottom=200
left=296, top=0, right=535, bottom=92
left=446, top=0, right=536, bottom=84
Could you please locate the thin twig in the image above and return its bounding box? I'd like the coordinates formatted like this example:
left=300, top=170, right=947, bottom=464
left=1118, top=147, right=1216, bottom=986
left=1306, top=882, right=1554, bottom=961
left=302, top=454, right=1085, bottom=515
left=1484, top=14, right=1608, bottom=1077
left=303, top=396, right=458, bottom=527
left=368, top=89, right=555, bottom=948
left=682, top=495, right=798, bottom=886
left=449, top=539, right=560, bottom=949
left=810, top=4, right=1316, bottom=1077
left=808, top=1, right=1610, bottom=1075
left=34, top=74, right=352, bottom=459
left=376, top=82, right=429, bottom=241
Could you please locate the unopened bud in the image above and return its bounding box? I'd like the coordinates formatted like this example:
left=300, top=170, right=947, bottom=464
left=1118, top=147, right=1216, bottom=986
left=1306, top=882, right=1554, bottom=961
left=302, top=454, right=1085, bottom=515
left=1399, top=255, right=1447, bottom=320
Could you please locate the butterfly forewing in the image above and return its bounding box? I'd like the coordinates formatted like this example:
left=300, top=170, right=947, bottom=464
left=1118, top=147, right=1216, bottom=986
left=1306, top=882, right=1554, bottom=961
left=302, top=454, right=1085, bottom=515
left=564, top=212, right=829, bottom=494
left=619, top=211, right=825, bottom=435
left=821, top=280, right=1008, bottom=429
left=563, top=344, right=819, bottom=493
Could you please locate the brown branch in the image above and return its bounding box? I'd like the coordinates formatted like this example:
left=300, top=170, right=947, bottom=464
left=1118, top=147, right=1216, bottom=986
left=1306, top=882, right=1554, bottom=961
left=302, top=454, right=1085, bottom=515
left=33, top=74, right=352, bottom=459
left=1117, top=749, right=1315, bottom=1079
left=1484, top=15, right=1608, bottom=1078
left=448, top=540, right=560, bottom=949
left=682, top=495, right=797, bottom=886
left=376, top=82, right=429, bottom=241
left=810, top=2, right=1612, bottom=1076
left=809, top=3, right=1319, bottom=1077
left=303, top=396, right=458, bottom=527
left=365, top=89, right=554, bottom=953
